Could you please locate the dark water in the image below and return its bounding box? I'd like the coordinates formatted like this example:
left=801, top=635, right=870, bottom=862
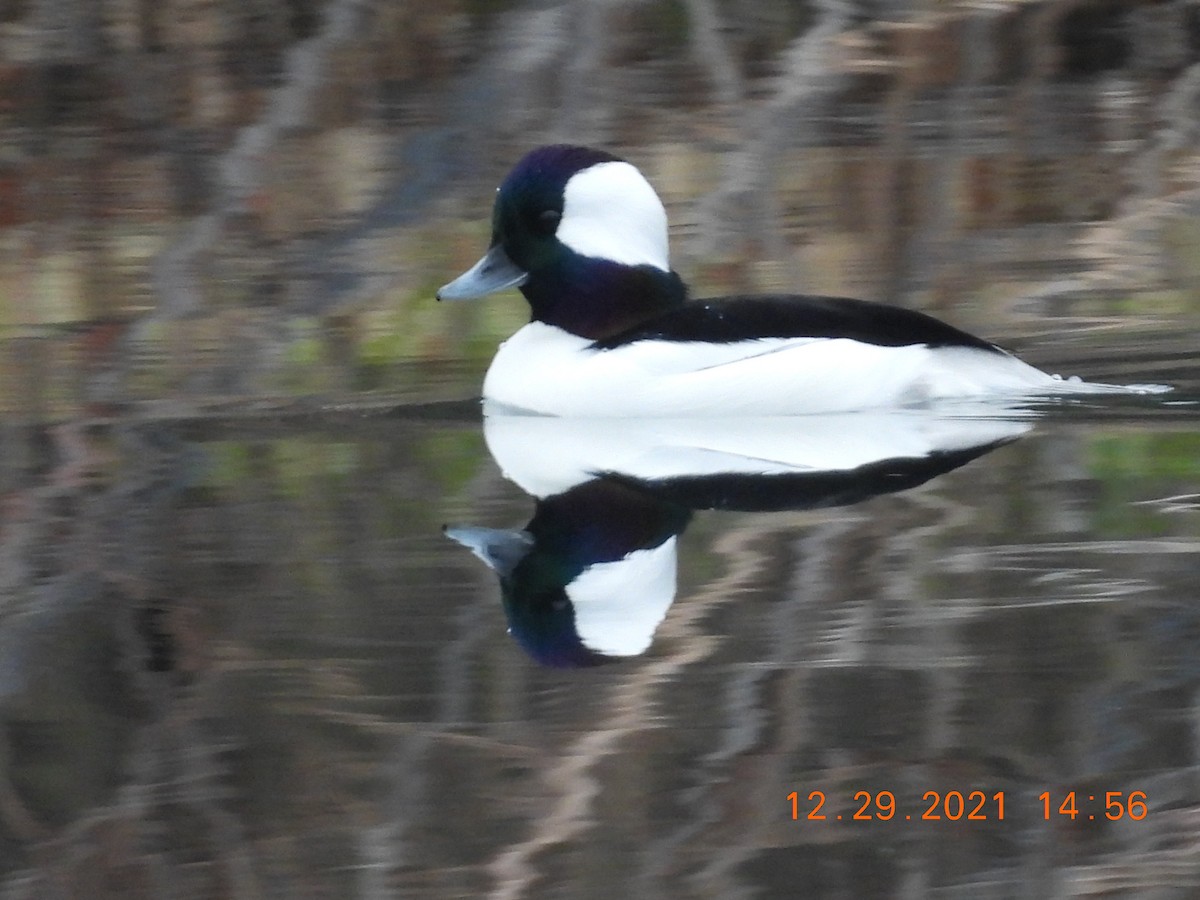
left=3, top=364, right=1200, bottom=898
left=4, top=0, right=1200, bottom=897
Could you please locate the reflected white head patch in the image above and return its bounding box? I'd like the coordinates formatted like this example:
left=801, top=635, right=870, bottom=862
left=565, top=538, right=677, bottom=656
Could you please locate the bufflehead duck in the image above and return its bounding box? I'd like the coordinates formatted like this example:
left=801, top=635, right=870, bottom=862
left=438, top=145, right=1166, bottom=415
left=446, top=411, right=1031, bottom=666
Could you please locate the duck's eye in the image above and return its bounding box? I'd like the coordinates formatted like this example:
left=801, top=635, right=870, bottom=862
left=534, top=209, right=561, bottom=235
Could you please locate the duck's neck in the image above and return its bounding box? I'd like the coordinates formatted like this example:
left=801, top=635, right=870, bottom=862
left=520, top=258, right=686, bottom=342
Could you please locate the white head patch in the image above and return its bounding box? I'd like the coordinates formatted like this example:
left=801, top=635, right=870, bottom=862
left=556, top=161, right=670, bottom=272
left=566, top=538, right=677, bottom=656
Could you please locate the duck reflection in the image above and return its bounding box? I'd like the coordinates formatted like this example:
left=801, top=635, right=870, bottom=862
left=447, top=411, right=1034, bottom=667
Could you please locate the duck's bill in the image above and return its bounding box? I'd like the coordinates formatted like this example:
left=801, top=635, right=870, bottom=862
left=443, top=525, right=533, bottom=576
left=436, top=244, right=528, bottom=301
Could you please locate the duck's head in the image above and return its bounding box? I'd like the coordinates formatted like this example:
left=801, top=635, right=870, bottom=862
left=444, top=478, right=691, bottom=668
left=437, top=145, right=686, bottom=340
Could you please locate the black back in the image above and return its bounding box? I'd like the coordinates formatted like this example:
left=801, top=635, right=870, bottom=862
left=592, top=295, right=1005, bottom=353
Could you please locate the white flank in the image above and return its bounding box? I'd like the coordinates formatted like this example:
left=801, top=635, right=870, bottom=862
left=557, top=161, right=670, bottom=271
left=482, top=323, right=1166, bottom=418
left=566, top=539, right=678, bottom=657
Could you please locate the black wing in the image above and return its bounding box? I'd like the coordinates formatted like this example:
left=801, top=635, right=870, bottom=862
left=592, top=295, right=1004, bottom=353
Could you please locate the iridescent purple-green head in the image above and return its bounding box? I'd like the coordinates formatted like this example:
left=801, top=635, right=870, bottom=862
left=437, top=145, right=685, bottom=340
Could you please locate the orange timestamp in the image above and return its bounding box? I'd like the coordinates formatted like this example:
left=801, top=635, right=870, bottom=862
left=790, top=790, right=1006, bottom=821
left=1039, top=791, right=1148, bottom=821
left=788, top=790, right=1149, bottom=822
